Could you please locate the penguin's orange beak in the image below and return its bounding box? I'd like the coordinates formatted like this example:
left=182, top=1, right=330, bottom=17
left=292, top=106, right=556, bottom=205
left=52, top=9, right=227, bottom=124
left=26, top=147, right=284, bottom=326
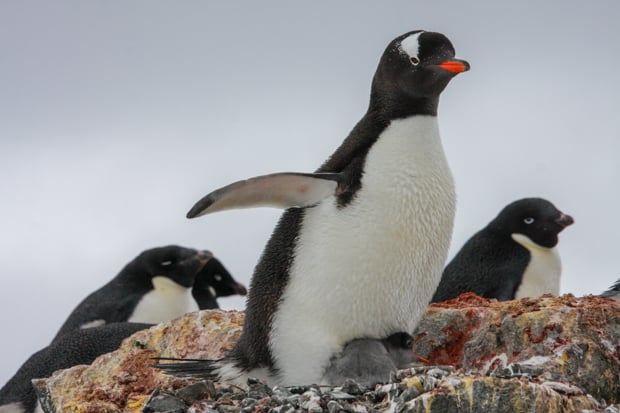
left=438, top=59, right=470, bottom=73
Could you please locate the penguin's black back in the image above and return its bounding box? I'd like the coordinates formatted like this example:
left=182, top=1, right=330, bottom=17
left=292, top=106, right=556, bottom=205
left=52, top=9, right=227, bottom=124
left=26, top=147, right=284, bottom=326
left=0, top=322, right=150, bottom=413
left=51, top=276, right=152, bottom=343
left=432, top=229, right=530, bottom=302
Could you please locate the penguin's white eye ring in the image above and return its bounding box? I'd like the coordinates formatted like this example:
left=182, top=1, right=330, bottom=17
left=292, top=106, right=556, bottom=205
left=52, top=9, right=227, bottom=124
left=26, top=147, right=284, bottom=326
left=160, top=260, right=173, bottom=266
left=523, top=217, right=535, bottom=225
left=410, top=56, right=420, bottom=66
left=214, top=274, right=223, bottom=282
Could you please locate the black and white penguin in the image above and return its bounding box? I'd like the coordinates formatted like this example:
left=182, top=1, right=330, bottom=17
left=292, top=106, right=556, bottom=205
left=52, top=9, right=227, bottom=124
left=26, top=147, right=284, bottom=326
left=431, top=198, right=574, bottom=303
left=51, top=245, right=212, bottom=342
left=0, top=322, right=150, bottom=413
left=323, top=333, right=415, bottom=388
left=599, top=279, right=620, bottom=302
left=160, top=30, right=469, bottom=386
left=192, top=256, right=247, bottom=310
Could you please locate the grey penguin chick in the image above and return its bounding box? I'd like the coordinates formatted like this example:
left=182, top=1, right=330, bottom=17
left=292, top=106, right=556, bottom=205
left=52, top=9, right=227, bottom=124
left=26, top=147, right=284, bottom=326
left=323, top=333, right=415, bottom=388
left=0, top=323, right=150, bottom=413
left=51, top=245, right=212, bottom=343
left=599, top=279, right=620, bottom=302
left=160, top=30, right=469, bottom=386
left=432, top=198, right=574, bottom=303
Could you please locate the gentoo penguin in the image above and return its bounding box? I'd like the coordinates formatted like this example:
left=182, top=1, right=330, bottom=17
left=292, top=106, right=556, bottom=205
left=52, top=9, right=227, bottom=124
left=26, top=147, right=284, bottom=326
left=192, top=257, right=247, bottom=309
left=323, top=333, right=415, bottom=388
left=0, top=322, right=150, bottom=413
left=160, top=30, right=469, bottom=386
left=431, top=198, right=574, bottom=303
left=599, top=279, right=620, bottom=302
left=51, top=245, right=212, bottom=342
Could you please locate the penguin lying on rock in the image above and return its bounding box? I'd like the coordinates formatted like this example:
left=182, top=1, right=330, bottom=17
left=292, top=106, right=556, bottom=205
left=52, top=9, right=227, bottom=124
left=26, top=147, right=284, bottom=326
left=51, top=245, right=214, bottom=343
left=0, top=254, right=247, bottom=413
left=0, top=323, right=151, bottom=413
left=431, top=198, right=574, bottom=303
left=159, top=30, right=469, bottom=386
left=599, top=279, right=620, bottom=302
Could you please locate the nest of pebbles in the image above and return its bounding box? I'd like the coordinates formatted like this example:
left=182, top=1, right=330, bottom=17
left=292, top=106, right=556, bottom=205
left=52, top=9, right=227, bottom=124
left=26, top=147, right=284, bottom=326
left=142, top=367, right=452, bottom=413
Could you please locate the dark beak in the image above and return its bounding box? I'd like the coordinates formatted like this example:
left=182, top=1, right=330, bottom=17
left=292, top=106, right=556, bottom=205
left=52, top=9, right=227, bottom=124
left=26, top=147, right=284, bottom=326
left=234, top=282, right=248, bottom=296
left=437, top=58, right=470, bottom=74
left=555, top=213, right=574, bottom=229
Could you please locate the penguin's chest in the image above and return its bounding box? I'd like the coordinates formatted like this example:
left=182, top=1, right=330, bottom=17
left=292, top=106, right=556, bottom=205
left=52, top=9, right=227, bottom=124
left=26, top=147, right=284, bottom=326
left=128, top=276, right=198, bottom=324
left=512, top=234, right=562, bottom=298
left=270, top=116, right=455, bottom=383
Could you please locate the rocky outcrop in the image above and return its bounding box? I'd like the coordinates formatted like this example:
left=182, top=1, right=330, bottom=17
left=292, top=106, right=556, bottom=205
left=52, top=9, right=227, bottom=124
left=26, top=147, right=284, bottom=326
left=33, top=295, right=620, bottom=412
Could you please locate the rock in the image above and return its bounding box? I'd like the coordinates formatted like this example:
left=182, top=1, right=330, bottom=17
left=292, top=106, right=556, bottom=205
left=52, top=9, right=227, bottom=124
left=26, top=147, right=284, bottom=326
left=414, top=293, right=620, bottom=403
left=33, top=296, right=620, bottom=412
left=175, top=381, right=216, bottom=404
left=142, top=388, right=186, bottom=413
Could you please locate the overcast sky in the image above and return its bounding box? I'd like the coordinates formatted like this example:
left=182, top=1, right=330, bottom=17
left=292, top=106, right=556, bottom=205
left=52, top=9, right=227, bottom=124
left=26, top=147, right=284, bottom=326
left=1, top=1, right=618, bottom=385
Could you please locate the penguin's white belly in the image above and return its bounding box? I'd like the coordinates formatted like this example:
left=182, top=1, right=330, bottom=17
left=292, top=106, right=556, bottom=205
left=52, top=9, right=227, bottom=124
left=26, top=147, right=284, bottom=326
left=512, top=234, right=562, bottom=299
left=128, top=276, right=198, bottom=324
left=0, top=402, right=26, bottom=413
left=270, top=116, right=455, bottom=385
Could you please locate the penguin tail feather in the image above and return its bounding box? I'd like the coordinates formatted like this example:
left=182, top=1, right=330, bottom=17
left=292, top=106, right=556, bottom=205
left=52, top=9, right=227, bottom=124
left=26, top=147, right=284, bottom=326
left=152, top=357, right=220, bottom=380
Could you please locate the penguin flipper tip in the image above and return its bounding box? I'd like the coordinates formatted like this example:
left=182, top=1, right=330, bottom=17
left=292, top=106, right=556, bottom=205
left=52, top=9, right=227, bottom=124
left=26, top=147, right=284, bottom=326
left=187, top=172, right=341, bottom=217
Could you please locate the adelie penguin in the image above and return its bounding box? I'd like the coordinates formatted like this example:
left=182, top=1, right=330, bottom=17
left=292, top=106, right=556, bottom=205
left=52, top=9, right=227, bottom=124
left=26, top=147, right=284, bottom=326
left=432, top=198, right=574, bottom=303
left=159, top=30, right=469, bottom=386
left=51, top=245, right=213, bottom=342
left=193, top=257, right=248, bottom=309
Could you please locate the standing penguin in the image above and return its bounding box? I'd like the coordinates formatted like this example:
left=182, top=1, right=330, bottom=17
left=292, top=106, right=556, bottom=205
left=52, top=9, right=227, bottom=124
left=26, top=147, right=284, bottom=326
left=432, top=198, right=574, bottom=303
left=51, top=245, right=212, bottom=342
left=0, top=322, right=151, bottom=413
left=161, top=30, right=469, bottom=386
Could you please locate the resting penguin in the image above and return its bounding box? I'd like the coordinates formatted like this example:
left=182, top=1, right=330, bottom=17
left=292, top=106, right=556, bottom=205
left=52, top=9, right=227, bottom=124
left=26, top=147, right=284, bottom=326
left=431, top=198, right=574, bottom=303
left=192, top=256, right=248, bottom=309
left=599, top=279, right=620, bottom=302
left=0, top=322, right=151, bottom=413
left=159, top=30, right=469, bottom=386
left=51, top=245, right=212, bottom=343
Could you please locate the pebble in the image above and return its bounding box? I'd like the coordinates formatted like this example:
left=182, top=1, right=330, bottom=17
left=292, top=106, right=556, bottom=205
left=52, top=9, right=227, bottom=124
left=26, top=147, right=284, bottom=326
left=143, top=388, right=186, bottom=413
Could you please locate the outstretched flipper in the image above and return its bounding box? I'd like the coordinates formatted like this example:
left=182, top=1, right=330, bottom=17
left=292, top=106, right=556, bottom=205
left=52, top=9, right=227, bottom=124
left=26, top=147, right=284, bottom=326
left=187, top=172, right=343, bottom=218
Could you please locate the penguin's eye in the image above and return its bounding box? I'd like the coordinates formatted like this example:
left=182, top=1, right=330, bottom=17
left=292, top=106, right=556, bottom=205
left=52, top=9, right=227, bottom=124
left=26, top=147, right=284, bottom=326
left=214, top=274, right=223, bottom=282
left=160, top=260, right=173, bottom=267
left=523, top=217, right=535, bottom=225
left=409, top=56, right=420, bottom=66
left=404, top=337, right=413, bottom=349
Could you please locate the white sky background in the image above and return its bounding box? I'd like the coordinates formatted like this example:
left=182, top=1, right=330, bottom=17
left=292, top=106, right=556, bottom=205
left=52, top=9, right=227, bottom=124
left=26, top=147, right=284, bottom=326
left=0, top=1, right=618, bottom=384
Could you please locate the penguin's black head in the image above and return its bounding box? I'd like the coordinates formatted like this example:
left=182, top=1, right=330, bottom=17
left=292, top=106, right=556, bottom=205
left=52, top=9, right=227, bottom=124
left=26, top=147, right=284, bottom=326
left=490, top=198, right=574, bottom=249
left=371, top=30, right=469, bottom=115
left=132, top=245, right=213, bottom=288
left=193, top=256, right=248, bottom=297
left=383, top=332, right=414, bottom=350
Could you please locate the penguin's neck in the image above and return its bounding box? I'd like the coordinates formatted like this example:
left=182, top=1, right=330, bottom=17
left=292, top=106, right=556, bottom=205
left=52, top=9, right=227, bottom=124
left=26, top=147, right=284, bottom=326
left=370, top=89, right=439, bottom=119
left=511, top=233, right=562, bottom=298
left=128, top=276, right=199, bottom=324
